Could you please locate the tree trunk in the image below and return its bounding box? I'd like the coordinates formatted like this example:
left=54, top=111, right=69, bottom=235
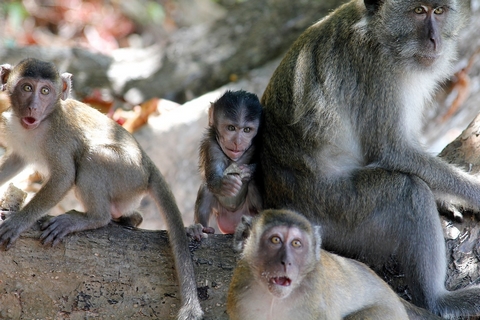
left=0, top=220, right=235, bottom=320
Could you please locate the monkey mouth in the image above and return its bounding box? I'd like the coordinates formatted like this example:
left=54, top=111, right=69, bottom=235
left=225, top=148, right=244, bottom=160
left=21, top=117, right=39, bottom=129
left=269, top=276, right=292, bottom=287
left=415, top=53, right=439, bottom=67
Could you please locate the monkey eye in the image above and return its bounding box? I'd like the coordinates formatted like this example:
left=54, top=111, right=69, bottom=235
left=41, top=87, right=50, bottom=95
left=227, top=125, right=236, bottom=131
left=434, top=7, right=444, bottom=14
left=244, top=127, right=251, bottom=133
left=270, top=236, right=281, bottom=244
left=414, top=6, right=425, bottom=14
left=23, top=84, right=33, bottom=92
left=291, top=240, right=302, bottom=248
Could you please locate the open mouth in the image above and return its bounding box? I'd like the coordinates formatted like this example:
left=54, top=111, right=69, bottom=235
left=23, top=117, right=37, bottom=125
left=21, top=117, right=39, bottom=129
left=270, top=276, right=292, bottom=287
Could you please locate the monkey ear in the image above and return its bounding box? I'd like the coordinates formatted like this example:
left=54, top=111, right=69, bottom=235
left=313, top=225, right=322, bottom=261
left=364, top=0, right=383, bottom=13
left=60, top=72, right=72, bottom=100
left=208, top=102, right=215, bottom=127
left=232, top=215, right=253, bottom=252
left=0, top=64, right=12, bottom=91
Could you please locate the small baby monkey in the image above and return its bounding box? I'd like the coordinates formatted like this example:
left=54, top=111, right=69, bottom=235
left=227, top=209, right=441, bottom=320
left=187, top=90, right=262, bottom=240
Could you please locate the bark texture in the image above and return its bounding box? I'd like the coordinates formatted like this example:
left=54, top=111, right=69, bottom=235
left=0, top=221, right=235, bottom=320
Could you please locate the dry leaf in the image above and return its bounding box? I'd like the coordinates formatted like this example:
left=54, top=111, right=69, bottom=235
left=441, top=48, right=480, bottom=122
left=114, top=98, right=159, bottom=133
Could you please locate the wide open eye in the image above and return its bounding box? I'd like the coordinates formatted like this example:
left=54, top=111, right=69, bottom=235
left=244, top=127, right=251, bottom=133
left=227, top=125, right=236, bottom=131
left=41, top=87, right=50, bottom=95
left=414, top=7, right=425, bottom=14
left=271, top=236, right=281, bottom=244
left=291, top=240, right=302, bottom=248
left=23, top=84, right=32, bottom=92
left=434, top=7, right=444, bottom=14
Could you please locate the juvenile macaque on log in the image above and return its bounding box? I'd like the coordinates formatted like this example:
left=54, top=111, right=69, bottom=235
left=187, top=90, right=263, bottom=240
left=227, top=210, right=440, bottom=320
left=0, top=58, right=203, bottom=320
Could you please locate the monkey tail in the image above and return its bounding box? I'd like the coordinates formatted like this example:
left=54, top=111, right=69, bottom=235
left=434, top=287, right=480, bottom=319
left=147, top=163, right=204, bottom=320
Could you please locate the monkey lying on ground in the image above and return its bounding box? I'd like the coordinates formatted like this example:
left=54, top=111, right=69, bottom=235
left=187, top=90, right=262, bottom=240
left=0, top=58, right=203, bottom=320
left=260, top=0, right=480, bottom=317
left=227, top=209, right=440, bottom=320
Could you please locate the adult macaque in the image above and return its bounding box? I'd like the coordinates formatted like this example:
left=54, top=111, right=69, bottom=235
left=227, top=210, right=440, bottom=320
left=0, top=58, right=203, bottom=320
left=260, top=0, right=480, bottom=317
left=187, top=90, right=262, bottom=240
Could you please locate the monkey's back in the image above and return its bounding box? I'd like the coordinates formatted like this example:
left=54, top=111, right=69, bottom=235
left=51, top=100, right=150, bottom=198
left=260, top=0, right=370, bottom=213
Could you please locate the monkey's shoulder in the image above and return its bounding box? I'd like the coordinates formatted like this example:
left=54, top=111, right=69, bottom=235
left=320, top=251, right=402, bottom=308
left=60, top=100, right=134, bottom=138
left=61, top=99, right=113, bottom=126
left=285, top=0, right=364, bottom=60
left=54, top=100, right=141, bottom=158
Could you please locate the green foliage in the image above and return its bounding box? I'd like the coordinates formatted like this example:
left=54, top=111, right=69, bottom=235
left=0, top=1, right=29, bottom=46
left=120, top=1, right=165, bottom=26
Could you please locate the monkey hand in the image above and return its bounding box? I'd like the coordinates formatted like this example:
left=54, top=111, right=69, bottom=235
left=238, top=164, right=255, bottom=181
left=224, top=163, right=255, bottom=181
left=186, top=223, right=215, bottom=241
left=0, top=214, right=31, bottom=250
left=219, top=174, right=243, bottom=197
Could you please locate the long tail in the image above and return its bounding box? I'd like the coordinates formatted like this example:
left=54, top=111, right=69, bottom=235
left=148, top=164, right=203, bottom=320
left=434, top=287, right=480, bottom=319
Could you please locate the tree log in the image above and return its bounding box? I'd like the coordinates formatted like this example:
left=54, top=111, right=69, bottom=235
left=0, top=220, right=235, bottom=320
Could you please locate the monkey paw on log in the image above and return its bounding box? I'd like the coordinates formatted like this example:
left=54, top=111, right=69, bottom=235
left=260, top=0, right=480, bottom=318
left=227, top=209, right=440, bottom=320
left=0, top=58, right=203, bottom=320
left=187, top=90, right=263, bottom=240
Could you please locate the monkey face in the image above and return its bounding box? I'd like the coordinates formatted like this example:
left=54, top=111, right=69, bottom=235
left=10, top=77, right=59, bottom=130
left=216, top=117, right=259, bottom=162
left=377, top=0, right=461, bottom=68
left=253, top=225, right=313, bottom=299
